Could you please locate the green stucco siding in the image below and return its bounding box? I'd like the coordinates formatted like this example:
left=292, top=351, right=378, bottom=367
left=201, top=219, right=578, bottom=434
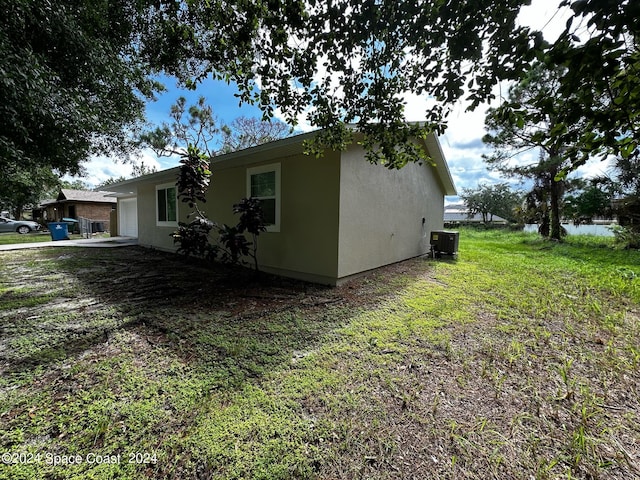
left=206, top=152, right=342, bottom=283
left=135, top=182, right=181, bottom=251
left=337, top=142, right=446, bottom=279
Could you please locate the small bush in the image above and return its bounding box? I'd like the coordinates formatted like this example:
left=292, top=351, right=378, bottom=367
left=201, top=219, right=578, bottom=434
left=171, top=145, right=267, bottom=270
left=611, top=225, right=640, bottom=249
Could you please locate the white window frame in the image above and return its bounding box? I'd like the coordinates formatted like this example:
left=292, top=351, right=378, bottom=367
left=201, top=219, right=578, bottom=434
left=156, top=183, right=178, bottom=227
left=246, top=163, right=281, bottom=233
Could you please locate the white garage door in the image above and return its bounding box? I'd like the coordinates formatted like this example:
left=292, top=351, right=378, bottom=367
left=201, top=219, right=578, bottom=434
left=118, top=198, right=138, bottom=237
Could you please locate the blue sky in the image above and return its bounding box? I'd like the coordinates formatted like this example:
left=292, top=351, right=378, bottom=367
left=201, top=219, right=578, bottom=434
left=148, top=78, right=268, bottom=169
left=78, top=0, right=614, bottom=199
left=145, top=79, right=267, bottom=136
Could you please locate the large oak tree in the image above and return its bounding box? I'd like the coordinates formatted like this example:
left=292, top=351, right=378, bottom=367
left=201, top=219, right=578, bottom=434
left=0, top=0, right=164, bottom=178
left=2, top=0, right=638, bottom=177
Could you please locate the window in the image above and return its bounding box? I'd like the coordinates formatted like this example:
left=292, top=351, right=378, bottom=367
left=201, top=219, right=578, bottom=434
left=247, top=163, right=280, bottom=232
left=156, top=184, right=177, bottom=226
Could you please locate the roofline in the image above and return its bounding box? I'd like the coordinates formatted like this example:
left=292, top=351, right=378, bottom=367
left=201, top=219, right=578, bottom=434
left=106, top=129, right=322, bottom=193
left=106, top=126, right=456, bottom=195
left=424, top=134, right=457, bottom=195
left=104, top=165, right=179, bottom=192
left=210, top=130, right=320, bottom=167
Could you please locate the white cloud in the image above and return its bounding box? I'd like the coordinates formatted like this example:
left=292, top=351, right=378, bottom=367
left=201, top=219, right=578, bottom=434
left=71, top=149, right=165, bottom=189
left=573, top=156, right=616, bottom=181
left=518, top=0, right=571, bottom=43
left=76, top=0, right=600, bottom=195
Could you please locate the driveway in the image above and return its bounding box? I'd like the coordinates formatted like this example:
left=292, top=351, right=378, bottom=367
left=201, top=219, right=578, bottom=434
left=0, top=236, right=138, bottom=251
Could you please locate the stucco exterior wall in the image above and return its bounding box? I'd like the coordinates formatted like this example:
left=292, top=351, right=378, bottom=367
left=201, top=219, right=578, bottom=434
left=110, top=132, right=453, bottom=285
left=337, top=143, right=445, bottom=280
left=135, top=182, right=181, bottom=251
left=205, top=152, right=342, bottom=284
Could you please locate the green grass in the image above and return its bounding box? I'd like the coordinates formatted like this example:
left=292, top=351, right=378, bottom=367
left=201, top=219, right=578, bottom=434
left=0, top=232, right=52, bottom=245
left=0, top=230, right=638, bottom=479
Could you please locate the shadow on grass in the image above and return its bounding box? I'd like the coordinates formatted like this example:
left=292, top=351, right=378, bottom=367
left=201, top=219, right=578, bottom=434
left=1, top=246, right=360, bottom=388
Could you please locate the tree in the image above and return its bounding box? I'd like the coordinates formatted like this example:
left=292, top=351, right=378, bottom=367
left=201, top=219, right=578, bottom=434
left=483, top=64, right=581, bottom=240
left=233, top=198, right=267, bottom=271
left=140, top=96, right=221, bottom=158
left=0, top=0, right=163, bottom=179
left=131, top=162, right=158, bottom=179
left=141, top=97, right=294, bottom=158
left=60, top=180, right=92, bottom=191
left=563, top=178, right=615, bottom=224
left=611, top=156, right=640, bottom=197
left=220, top=117, right=293, bottom=154
left=3, top=1, right=638, bottom=177
left=141, top=0, right=540, bottom=167
left=140, top=0, right=639, bottom=169
left=0, top=163, right=59, bottom=219
left=536, top=0, right=640, bottom=165
left=608, top=153, right=640, bottom=243
left=96, top=162, right=158, bottom=189
left=460, top=183, right=522, bottom=224
left=171, top=147, right=267, bottom=270
left=143, top=98, right=271, bottom=269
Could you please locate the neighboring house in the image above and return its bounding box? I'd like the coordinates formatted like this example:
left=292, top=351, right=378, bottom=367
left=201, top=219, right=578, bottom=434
left=34, top=189, right=117, bottom=231
left=444, top=203, right=507, bottom=225
left=612, top=196, right=639, bottom=228
left=107, top=130, right=456, bottom=285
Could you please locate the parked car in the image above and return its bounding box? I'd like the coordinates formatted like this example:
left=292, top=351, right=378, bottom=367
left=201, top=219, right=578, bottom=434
left=0, top=217, right=41, bottom=234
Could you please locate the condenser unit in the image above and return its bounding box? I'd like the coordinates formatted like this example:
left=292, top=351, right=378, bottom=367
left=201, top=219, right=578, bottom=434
left=430, top=230, right=459, bottom=256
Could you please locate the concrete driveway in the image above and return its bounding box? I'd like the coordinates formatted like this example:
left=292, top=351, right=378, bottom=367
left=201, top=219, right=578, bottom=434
left=0, top=236, right=138, bottom=251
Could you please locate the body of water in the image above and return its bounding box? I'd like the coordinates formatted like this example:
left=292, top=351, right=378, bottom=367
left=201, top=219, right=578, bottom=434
left=523, top=223, right=616, bottom=237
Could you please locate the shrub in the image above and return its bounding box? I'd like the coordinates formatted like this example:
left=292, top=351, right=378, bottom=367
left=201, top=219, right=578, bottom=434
left=611, top=225, right=640, bottom=249
left=171, top=145, right=267, bottom=270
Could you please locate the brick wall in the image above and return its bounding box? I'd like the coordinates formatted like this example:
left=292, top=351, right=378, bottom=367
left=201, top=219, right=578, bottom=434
left=73, top=203, right=113, bottom=221
left=74, top=203, right=115, bottom=232
left=41, top=202, right=115, bottom=232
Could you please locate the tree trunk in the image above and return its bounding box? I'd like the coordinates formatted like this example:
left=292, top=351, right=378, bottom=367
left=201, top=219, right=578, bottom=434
left=539, top=214, right=550, bottom=237
left=252, top=233, right=260, bottom=272
left=550, top=178, right=562, bottom=241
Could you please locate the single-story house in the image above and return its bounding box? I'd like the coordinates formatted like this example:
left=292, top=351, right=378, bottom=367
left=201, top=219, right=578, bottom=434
left=107, top=130, right=456, bottom=285
left=444, top=203, right=507, bottom=225
left=34, top=189, right=117, bottom=231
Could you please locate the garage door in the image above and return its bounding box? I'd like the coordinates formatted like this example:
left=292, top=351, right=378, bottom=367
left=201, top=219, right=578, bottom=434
left=118, top=198, right=138, bottom=237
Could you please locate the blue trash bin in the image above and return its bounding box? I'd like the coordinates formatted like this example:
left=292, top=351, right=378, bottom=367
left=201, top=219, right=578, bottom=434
left=48, top=222, right=70, bottom=241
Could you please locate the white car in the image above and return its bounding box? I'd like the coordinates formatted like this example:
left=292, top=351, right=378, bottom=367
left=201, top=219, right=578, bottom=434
left=0, top=217, right=41, bottom=234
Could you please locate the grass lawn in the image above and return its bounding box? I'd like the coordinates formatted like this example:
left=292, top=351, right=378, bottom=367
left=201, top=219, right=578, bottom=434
left=0, top=229, right=638, bottom=479
left=0, top=232, right=53, bottom=245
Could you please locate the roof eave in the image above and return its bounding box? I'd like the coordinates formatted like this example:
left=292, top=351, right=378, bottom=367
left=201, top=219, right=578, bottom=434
left=424, top=134, right=457, bottom=196
left=107, top=128, right=457, bottom=197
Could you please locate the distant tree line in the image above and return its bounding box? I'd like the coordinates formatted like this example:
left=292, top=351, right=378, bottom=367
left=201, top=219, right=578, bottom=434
left=480, top=58, right=639, bottom=246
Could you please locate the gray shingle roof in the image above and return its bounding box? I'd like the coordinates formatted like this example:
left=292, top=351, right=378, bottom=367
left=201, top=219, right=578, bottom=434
left=57, top=189, right=117, bottom=204
left=444, top=204, right=507, bottom=223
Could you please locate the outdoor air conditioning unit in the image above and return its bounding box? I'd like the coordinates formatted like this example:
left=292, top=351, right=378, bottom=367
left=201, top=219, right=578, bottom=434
left=430, top=230, right=459, bottom=257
